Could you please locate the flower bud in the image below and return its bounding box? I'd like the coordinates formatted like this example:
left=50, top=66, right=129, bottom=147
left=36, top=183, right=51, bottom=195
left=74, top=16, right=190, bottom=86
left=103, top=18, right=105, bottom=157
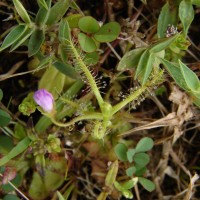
left=33, top=89, right=54, bottom=113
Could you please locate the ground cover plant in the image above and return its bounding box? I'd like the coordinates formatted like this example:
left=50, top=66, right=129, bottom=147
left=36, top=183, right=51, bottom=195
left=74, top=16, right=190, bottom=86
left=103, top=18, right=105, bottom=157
left=0, top=0, right=200, bottom=199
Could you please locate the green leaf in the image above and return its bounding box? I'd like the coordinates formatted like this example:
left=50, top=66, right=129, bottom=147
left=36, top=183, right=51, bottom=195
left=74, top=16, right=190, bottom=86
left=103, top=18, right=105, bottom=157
left=138, top=177, right=155, bottom=192
left=117, top=48, right=145, bottom=71
left=94, top=22, right=121, bottom=42
left=36, top=0, right=51, bottom=25
left=0, top=89, right=3, bottom=101
left=135, top=165, right=147, bottom=177
left=192, top=0, right=200, bottom=6
left=57, top=191, right=65, bottom=200
left=127, top=149, right=136, bottom=163
left=121, top=177, right=138, bottom=189
left=13, top=0, right=31, bottom=23
left=39, top=66, right=66, bottom=99
left=0, top=25, right=26, bottom=52
left=84, top=52, right=99, bottom=65
left=135, top=50, right=155, bottom=85
left=37, top=0, right=48, bottom=10
left=59, top=18, right=71, bottom=43
left=66, top=14, right=82, bottom=28
left=160, top=58, right=189, bottom=91
left=14, top=123, right=26, bottom=139
left=179, top=0, right=194, bottom=37
left=157, top=2, right=178, bottom=38
left=10, top=28, right=34, bottom=51
left=0, top=109, right=11, bottom=127
left=78, top=33, right=97, bottom=52
left=133, top=153, right=150, bottom=167
left=78, top=16, right=100, bottom=33
left=150, top=34, right=179, bottom=53
left=114, top=181, right=133, bottom=199
left=28, top=29, right=45, bottom=56
left=105, top=160, right=118, bottom=188
left=179, top=60, right=200, bottom=92
left=114, top=143, right=128, bottom=161
left=0, top=135, right=14, bottom=155
left=126, top=166, right=136, bottom=177
left=54, top=61, right=77, bottom=79
left=46, top=0, right=70, bottom=25
left=0, top=137, right=31, bottom=166
left=135, top=137, right=154, bottom=153
left=3, top=194, right=21, bottom=200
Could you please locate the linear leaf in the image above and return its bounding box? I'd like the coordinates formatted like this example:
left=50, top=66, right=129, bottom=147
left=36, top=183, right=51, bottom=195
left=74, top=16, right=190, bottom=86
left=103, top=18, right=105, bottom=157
left=179, top=60, right=200, bottom=92
left=160, top=58, right=189, bottom=91
left=28, top=29, right=45, bottom=56
left=46, top=0, right=70, bottom=25
left=36, top=0, right=52, bottom=25
left=0, top=25, right=26, bottom=52
left=179, top=0, right=194, bottom=37
left=0, top=137, right=31, bottom=166
left=10, top=28, right=34, bottom=51
left=13, top=0, right=31, bottom=23
left=59, top=18, right=71, bottom=43
left=117, top=48, right=145, bottom=71
left=37, top=0, right=48, bottom=10
left=135, top=50, right=155, bottom=85
left=157, top=2, right=178, bottom=38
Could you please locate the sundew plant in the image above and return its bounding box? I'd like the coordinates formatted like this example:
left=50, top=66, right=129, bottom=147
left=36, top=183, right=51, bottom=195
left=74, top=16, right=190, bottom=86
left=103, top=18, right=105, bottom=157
left=0, top=0, right=200, bottom=199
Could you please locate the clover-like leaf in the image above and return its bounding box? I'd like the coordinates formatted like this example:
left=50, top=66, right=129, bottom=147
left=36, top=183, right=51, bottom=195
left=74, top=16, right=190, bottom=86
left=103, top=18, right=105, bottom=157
left=133, top=153, right=150, bottom=167
left=78, top=16, right=100, bottom=33
left=78, top=33, right=97, bottom=52
left=135, top=137, right=154, bottom=153
left=138, top=177, right=155, bottom=192
left=94, top=22, right=121, bottom=42
left=114, top=143, right=128, bottom=161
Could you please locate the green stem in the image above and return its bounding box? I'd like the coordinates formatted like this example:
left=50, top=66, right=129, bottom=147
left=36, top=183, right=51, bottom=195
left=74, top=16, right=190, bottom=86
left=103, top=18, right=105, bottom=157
left=111, top=85, right=147, bottom=116
left=47, top=112, right=103, bottom=127
left=67, top=40, right=104, bottom=109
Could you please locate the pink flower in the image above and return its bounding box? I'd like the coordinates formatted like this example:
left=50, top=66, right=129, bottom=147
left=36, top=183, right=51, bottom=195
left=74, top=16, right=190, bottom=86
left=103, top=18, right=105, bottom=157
left=33, top=89, right=54, bottom=113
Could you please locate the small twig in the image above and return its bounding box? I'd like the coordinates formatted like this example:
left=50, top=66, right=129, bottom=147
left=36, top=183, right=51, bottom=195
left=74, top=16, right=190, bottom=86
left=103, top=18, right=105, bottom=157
left=0, top=173, right=30, bottom=200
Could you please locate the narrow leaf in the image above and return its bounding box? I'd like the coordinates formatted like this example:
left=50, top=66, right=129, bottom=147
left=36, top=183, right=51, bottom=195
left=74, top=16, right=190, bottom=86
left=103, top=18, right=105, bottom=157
left=150, top=34, right=179, bottom=53
left=0, top=25, right=26, bottom=52
left=46, top=0, right=70, bottom=25
left=135, top=50, right=155, bottom=85
left=179, top=60, right=200, bottom=92
left=135, top=137, right=154, bottom=153
left=117, top=48, right=145, bottom=71
left=0, top=89, right=3, bottom=101
left=10, top=28, right=34, bottom=51
left=157, top=2, right=178, bottom=38
left=160, top=58, right=189, bottom=91
left=28, top=29, right=45, bottom=56
left=36, top=0, right=52, bottom=25
left=59, top=18, right=71, bottom=43
left=0, top=137, right=31, bottom=166
left=138, top=177, right=155, bottom=192
left=179, top=0, right=194, bottom=37
left=37, top=0, right=48, bottom=10
left=57, top=191, right=65, bottom=200
left=0, top=109, right=11, bottom=127
left=13, top=0, right=31, bottom=23
left=105, top=160, right=118, bottom=188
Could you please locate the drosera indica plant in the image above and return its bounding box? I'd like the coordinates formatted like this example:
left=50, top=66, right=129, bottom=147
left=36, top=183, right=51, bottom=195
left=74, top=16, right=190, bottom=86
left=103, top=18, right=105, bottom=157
left=0, top=0, right=200, bottom=199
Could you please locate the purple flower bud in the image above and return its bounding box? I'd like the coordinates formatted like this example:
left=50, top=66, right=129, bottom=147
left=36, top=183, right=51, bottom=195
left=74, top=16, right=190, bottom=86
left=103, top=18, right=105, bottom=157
left=33, top=89, right=54, bottom=113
